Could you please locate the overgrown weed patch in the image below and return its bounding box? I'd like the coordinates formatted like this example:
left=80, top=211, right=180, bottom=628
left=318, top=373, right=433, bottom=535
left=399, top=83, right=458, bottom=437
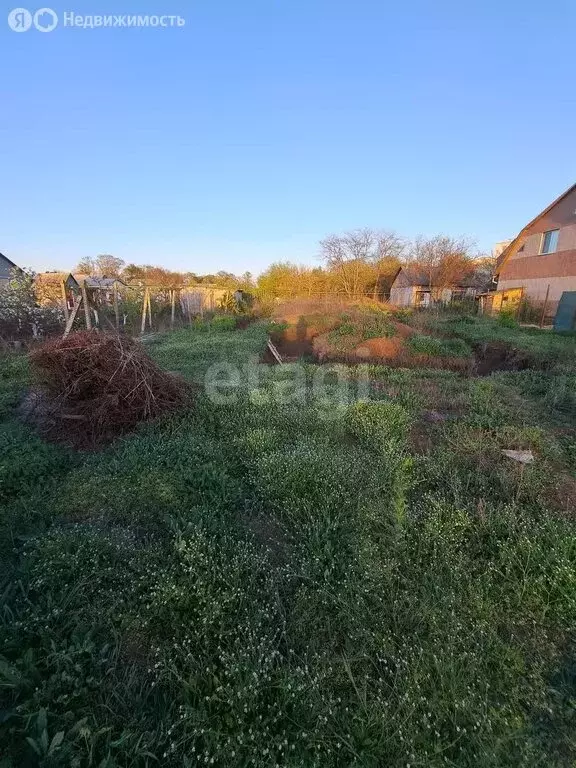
left=1, top=319, right=576, bottom=766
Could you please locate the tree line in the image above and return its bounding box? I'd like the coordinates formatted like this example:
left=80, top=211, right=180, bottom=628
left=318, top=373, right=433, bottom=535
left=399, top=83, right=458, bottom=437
left=74, top=255, right=255, bottom=291
left=258, top=230, right=494, bottom=300
left=73, top=229, right=494, bottom=301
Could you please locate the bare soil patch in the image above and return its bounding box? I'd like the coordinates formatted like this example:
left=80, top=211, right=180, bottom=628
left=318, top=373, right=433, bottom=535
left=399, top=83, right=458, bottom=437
left=473, top=342, right=539, bottom=375
left=355, top=336, right=404, bottom=359
left=311, top=330, right=474, bottom=372
left=266, top=325, right=317, bottom=361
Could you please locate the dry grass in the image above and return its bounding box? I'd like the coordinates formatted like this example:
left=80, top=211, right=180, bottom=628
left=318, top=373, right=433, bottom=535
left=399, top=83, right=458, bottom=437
left=28, top=331, right=189, bottom=447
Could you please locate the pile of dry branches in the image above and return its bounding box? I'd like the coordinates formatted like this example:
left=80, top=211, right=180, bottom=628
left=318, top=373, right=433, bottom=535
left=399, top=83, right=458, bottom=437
left=29, top=331, right=189, bottom=447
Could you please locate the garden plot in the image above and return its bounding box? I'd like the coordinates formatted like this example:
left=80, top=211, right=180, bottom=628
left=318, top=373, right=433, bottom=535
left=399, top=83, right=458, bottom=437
left=268, top=303, right=576, bottom=376
left=268, top=306, right=476, bottom=371
left=1, top=318, right=576, bottom=767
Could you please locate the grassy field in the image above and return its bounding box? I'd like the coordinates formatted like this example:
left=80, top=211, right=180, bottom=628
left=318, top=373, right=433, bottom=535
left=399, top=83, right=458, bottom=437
left=1, top=317, right=576, bottom=767
left=414, top=311, right=576, bottom=369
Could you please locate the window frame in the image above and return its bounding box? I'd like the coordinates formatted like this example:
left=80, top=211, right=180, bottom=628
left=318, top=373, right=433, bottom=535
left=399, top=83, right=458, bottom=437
left=540, top=229, right=560, bottom=255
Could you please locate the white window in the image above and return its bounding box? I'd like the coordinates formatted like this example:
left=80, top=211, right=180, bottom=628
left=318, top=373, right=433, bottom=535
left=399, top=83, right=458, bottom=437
left=540, top=229, right=559, bottom=254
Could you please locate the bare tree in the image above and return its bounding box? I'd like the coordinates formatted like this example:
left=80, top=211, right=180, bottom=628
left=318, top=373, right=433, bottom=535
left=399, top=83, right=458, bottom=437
left=320, top=229, right=404, bottom=298
left=407, top=235, right=475, bottom=296
left=74, top=254, right=125, bottom=277
left=94, top=254, right=125, bottom=277
left=74, top=257, right=95, bottom=275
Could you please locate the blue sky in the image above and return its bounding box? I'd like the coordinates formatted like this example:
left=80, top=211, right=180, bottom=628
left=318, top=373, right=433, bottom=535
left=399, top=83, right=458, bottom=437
left=1, top=0, right=575, bottom=275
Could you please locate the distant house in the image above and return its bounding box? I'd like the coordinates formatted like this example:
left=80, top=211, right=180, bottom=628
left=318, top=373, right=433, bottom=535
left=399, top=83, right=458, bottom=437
left=389, top=266, right=485, bottom=307
left=495, top=183, right=576, bottom=314
left=0, top=252, right=23, bottom=289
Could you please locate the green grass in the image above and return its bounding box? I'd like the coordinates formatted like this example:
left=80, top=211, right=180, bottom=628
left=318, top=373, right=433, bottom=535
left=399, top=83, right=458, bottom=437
left=417, top=314, right=576, bottom=368
left=325, top=310, right=398, bottom=353
left=1, top=321, right=576, bottom=766
left=407, top=333, right=474, bottom=358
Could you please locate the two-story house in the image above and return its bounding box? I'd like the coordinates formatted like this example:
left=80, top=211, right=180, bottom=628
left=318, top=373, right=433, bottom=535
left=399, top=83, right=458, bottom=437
left=495, top=183, right=576, bottom=313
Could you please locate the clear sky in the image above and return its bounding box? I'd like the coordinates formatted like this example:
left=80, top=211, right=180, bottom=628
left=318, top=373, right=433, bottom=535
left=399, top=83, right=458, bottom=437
left=1, top=0, right=575, bottom=275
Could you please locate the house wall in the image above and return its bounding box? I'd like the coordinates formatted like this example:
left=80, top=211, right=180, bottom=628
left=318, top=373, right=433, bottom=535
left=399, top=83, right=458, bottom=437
left=0, top=255, right=16, bottom=287
left=499, top=186, right=576, bottom=311
left=389, top=285, right=416, bottom=306
left=180, top=287, right=229, bottom=313
left=439, top=288, right=453, bottom=303
left=513, top=227, right=576, bottom=258
left=498, top=275, right=576, bottom=308
left=481, top=287, right=524, bottom=315
left=390, top=268, right=480, bottom=307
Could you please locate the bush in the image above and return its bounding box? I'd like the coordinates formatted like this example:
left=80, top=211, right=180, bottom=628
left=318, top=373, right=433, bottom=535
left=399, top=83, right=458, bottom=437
left=0, top=270, right=63, bottom=341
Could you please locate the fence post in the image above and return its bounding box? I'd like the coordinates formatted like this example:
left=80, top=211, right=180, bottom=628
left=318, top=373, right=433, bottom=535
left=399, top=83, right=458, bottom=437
left=81, top=281, right=92, bottom=330
left=140, top=288, right=149, bottom=334
left=60, top=280, right=69, bottom=324
left=113, top=284, right=120, bottom=330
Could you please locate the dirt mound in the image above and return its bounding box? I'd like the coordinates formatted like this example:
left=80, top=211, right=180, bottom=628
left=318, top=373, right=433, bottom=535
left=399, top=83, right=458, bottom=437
left=313, top=333, right=405, bottom=363
left=355, top=336, right=404, bottom=360
left=28, top=331, right=189, bottom=448
left=311, top=330, right=474, bottom=372
left=391, top=321, right=417, bottom=339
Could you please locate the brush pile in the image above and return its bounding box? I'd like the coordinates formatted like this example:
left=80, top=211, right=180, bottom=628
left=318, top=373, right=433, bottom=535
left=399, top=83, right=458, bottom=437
left=29, top=331, right=189, bottom=447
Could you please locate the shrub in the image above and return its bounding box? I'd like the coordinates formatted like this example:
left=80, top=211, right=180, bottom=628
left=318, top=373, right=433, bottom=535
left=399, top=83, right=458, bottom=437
left=0, top=270, right=64, bottom=341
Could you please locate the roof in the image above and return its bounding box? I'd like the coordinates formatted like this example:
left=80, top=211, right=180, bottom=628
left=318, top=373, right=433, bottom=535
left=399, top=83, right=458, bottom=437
left=392, top=265, right=487, bottom=290
left=0, top=252, right=22, bottom=271
left=36, top=273, right=130, bottom=291
left=391, top=265, right=431, bottom=287
left=83, top=276, right=129, bottom=289
left=496, top=182, right=576, bottom=274
left=36, top=271, right=79, bottom=286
